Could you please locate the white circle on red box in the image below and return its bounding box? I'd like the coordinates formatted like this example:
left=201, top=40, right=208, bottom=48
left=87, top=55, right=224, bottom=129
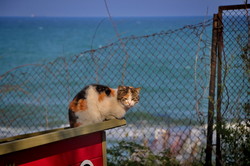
left=80, top=160, right=94, bottom=166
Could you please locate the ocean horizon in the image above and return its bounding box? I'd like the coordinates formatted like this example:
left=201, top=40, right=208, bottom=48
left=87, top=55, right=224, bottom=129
left=0, top=16, right=214, bottom=139
left=0, top=16, right=211, bottom=75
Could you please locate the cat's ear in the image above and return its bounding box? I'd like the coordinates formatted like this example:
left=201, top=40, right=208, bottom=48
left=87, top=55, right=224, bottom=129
left=135, top=87, right=141, bottom=93
left=118, top=85, right=126, bottom=91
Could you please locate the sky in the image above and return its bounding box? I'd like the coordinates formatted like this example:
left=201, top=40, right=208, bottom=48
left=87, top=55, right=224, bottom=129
left=0, top=0, right=245, bottom=17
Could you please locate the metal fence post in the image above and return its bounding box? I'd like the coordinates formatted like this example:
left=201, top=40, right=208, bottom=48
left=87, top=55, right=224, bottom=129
left=205, top=14, right=218, bottom=166
left=216, top=8, right=223, bottom=166
left=248, top=6, right=250, bottom=49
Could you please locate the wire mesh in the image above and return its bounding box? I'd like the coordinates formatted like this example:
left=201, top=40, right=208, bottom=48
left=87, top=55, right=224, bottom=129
left=5, top=12, right=243, bottom=166
left=1, top=5, right=249, bottom=165
left=217, top=5, right=250, bottom=165
left=0, top=19, right=213, bottom=164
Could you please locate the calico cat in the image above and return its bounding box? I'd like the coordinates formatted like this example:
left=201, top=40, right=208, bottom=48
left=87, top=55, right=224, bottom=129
left=68, top=84, right=141, bottom=127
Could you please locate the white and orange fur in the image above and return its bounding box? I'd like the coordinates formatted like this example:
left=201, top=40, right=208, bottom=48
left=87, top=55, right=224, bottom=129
left=68, top=84, right=140, bottom=127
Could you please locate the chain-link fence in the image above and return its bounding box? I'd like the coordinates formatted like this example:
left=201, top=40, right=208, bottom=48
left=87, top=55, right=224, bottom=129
left=0, top=4, right=249, bottom=165
left=0, top=19, right=212, bottom=164
left=211, top=5, right=250, bottom=166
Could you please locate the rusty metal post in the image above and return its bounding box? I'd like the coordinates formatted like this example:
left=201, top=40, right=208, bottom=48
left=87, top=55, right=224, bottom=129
left=248, top=6, right=250, bottom=49
left=216, top=9, right=223, bottom=166
left=205, top=14, right=218, bottom=166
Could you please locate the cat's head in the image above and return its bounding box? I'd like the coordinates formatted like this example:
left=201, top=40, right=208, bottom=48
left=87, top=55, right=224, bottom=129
left=117, top=85, right=141, bottom=109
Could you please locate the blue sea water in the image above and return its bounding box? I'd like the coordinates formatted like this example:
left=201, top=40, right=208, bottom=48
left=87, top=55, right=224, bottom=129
left=0, top=16, right=209, bottom=75
left=0, top=16, right=248, bottom=160
left=0, top=16, right=215, bottom=136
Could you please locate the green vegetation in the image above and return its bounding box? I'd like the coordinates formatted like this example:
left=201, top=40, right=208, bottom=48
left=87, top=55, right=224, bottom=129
left=219, top=121, right=250, bottom=166
left=107, top=141, right=180, bottom=166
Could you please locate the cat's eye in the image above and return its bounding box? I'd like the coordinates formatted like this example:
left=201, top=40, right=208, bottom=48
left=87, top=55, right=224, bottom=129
left=132, top=97, right=138, bottom=100
left=122, top=98, right=127, bottom=101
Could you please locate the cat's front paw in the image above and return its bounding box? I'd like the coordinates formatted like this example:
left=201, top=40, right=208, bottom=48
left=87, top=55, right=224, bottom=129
left=105, top=115, right=116, bottom=121
left=105, top=115, right=125, bottom=121
left=116, top=117, right=125, bottom=120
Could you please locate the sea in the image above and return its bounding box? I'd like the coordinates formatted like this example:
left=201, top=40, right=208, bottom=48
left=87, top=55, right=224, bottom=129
left=0, top=16, right=248, bottom=163
left=0, top=16, right=213, bottom=139
left=0, top=16, right=210, bottom=75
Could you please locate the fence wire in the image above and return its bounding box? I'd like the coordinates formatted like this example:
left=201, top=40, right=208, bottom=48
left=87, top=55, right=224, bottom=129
left=2, top=10, right=246, bottom=165
left=1, top=6, right=249, bottom=165
left=0, top=19, right=213, bottom=164
left=216, top=5, right=250, bottom=166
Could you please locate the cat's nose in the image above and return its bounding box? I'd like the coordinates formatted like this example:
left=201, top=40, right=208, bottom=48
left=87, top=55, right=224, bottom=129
left=128, top=102, right=134, bottom=107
